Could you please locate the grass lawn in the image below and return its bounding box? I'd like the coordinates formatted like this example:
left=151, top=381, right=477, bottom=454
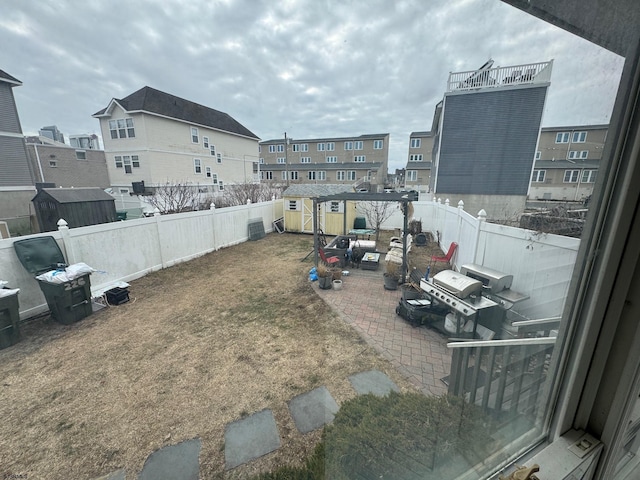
left=0, top=231, right=434, bottom=480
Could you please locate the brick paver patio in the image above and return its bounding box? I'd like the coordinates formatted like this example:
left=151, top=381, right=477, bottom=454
left=316, top=267, right=450, bottom=396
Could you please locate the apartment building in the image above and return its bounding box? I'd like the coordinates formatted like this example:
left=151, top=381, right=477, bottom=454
left=258, top=133, right=389, bottom=192
left=529, top=124, right=608, bottom=202
left=429, top=60, right=551, bottom=219
left=404, top=131, right=435, bottom=194
left=93, top=86, right=260, bottom=195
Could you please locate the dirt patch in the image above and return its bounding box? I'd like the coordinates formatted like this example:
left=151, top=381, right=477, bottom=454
left=0, top=231, right=448, bottom=480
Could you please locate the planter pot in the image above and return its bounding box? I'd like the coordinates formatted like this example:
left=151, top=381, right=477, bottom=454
left=333, top=279, right=343, bottom=290
left=383, top=274, right=399, bottom=291
left=331, top=268, right=343, bottom=280
left=318, top=276, right=333, bottom=290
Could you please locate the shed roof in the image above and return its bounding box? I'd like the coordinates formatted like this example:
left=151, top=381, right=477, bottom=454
left=93, top=86, right=259, bottom=139
left=34, top=188, right=116, bottom=203
left=283, top=184, right=354, bottom=198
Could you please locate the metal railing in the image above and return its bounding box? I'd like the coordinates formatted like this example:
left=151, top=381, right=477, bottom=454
left=447, top=336, right=556, bottom=419
left=447, top=61, right=553, bottom=92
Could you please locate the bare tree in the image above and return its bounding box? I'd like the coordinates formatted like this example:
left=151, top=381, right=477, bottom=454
left=357, top=201, right=397, bottom=242
left=210, top=181, right=283, bottom=208
left=145, top=182, right=200, bottom=214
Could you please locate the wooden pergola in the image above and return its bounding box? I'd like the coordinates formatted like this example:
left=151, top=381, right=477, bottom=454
left=313, top=191, right=419, bottom=283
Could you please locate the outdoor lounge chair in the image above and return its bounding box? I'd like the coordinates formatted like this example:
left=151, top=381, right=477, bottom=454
left=318, top=247, right=341, bottom=267
left=431, top=242, right=458, bottom=267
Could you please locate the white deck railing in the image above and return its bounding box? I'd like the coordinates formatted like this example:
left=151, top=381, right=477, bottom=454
left=447, top=61, right=553, bottom=92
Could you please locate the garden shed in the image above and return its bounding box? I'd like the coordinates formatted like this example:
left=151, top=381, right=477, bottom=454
left=282, top=184, right=358, bottom=235
left=32, top=187, right=117, bottom=232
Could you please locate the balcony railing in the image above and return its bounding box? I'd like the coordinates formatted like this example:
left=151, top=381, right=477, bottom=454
left=447, top=60, right=553, bottom=93
left=447, top=336, right=556, bottom=421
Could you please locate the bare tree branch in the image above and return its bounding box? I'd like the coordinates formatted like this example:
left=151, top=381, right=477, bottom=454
left=357, top=201, right=397, bottom=242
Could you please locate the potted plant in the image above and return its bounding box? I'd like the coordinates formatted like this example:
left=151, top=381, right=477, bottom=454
left=317, top=263, right=333, bottom=290
left=383, top=261, right=401, bottom=290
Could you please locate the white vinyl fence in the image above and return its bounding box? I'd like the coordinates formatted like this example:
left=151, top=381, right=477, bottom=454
left=381, top=198, right=581, bottom=319
left=1, top=199, right=284, bottom=319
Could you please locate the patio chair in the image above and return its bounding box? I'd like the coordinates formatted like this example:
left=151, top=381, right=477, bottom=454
left=318, top=247, right=341, bottom=267
left=430, top=242, right=458, bottom=267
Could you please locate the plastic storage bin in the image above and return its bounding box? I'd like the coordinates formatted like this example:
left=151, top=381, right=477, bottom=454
left=0, top=288, right=20, bottom=349
left=13, top=236, right=93, bottom=325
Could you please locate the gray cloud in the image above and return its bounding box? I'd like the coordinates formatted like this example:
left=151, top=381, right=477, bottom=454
left=0, top=0, right=624, bottom=171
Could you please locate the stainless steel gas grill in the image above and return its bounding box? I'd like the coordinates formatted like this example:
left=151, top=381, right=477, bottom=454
left=419, top=265, right=529, bottom=339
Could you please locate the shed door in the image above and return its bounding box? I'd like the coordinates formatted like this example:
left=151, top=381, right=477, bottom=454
left=302, top=198, right=325, bottom=233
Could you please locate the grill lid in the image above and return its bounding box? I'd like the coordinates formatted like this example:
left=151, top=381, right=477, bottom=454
left=432, top=270, right=482, bottom=298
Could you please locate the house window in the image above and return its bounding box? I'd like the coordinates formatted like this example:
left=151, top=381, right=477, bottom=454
left=132, top=155, right=140, bottom=168
left=326, top=156, right=337, bottom=163
left=119, top=188, right=129, bottom=194
left=217, top=153, right=222, bottom=163
left=292, top=143, right=308, bottom=152
left=347, top=171, right=356, bottom=181
left=373, top=139, right=383, bottom=149
left=354, top=141, right=363, bottom=150
left=281, top=171, right=287, bottom=180
left=269, top=145, right=276, bottom=153
left=212, top=173, right=218, bottom=184
left=317, top=171, right=326, bottom=180
left=407, top=170, right=417, bottom=181
left=277, top=144, right=284, bottom=152
left=205, top=166, right=212, bottom=178
left=194, top=158, right=202, bottom=174
left=568, top=150, right=589, bottom=159
left=535, top=151, right=541, bottom=160
left=49, top=160, right=57, bottom=167
left=259, top=158, right=264, bottom=164
left=532, top=170, right=546, bottom=182
left=300, top=157, right=311, bottom=163
left=210, top=145, right=216, bottom=156
left=563, top=169, right=580, bottom=183
left=262, top=171, right=273, bottom=180
left=191, top=127, right=199, bottom=143
left=582, top=169, right=598, bottom=183
left=288, top=200, right=299, bottom=211
left=317, top=143, right=325, bottom=151
left=555, top=132, right=570, bottom=143
left=337, top=171, right=345, bottom=181
left=277, top=157, right=286, bottom=164
left=572, top=131, right=587, bottom=143
left=410, top=138, right=421, bottom=148
left=123, top=156, right=133, bottom=173
left=218, top=180, right=224, bottom=191
left=308, top=171, right=316, bottom=180
left=75, top=150, right=86, bottom=160
left=354, top=155, right=366, bottom=162
left=109, top=118, right=135, bottom=139
left=326, top=142, right=335, bottom=151
left=409, top=154, right=423, bottom=162
left=289, top=171, right=298, bottom=180
left=330, top=201, right=343, bottom=213
left=203, top=136, right=209, bottom=148
left=115, top=156, right=123, bottom=168
left=344, top=141, right=353, bottom=150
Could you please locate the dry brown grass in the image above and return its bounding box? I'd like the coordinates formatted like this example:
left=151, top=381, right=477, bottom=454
left=0, top=231, right=446, bottom=480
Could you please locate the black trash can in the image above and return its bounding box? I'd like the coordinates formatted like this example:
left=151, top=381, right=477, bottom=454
left=0, top=287, right=20, bottom=349
left=13, top=236, right=93, bottom=325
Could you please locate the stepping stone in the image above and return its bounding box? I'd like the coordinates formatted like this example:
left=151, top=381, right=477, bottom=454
left=225, top=409, right=281, bottom=470
left=93, top=470, right=125, bottom=480
left=288, top=386, right=339, bottom=434
left=349, top=370, right=400, bottom=397
left=138, top=438, right=201, bottom=480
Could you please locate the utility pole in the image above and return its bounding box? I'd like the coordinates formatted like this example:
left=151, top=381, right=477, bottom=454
left=284, top=132, right=289, bottom=186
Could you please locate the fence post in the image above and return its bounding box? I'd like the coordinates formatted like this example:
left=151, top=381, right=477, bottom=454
left=210, top=203, right=218, bottom=251
left=456, top=200, right=464, bottom=261
left=474, top=209, right=487, bottom=264
left=153, top=209, right=166, bottom=268
left=57, top=218, right=78, bottom=264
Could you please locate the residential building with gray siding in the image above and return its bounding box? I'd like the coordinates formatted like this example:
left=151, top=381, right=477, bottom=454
left=0, top=69, right=36, bottom=235
left=429, top=61, right=552, bottom=219
left=259, top=133, right=389, bottom=192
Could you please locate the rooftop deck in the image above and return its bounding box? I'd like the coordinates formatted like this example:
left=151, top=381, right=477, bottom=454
left=447, top=60, right=553, bottom=93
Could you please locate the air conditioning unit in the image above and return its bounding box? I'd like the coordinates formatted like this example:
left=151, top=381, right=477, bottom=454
left=132, top=181, right=145, bottom=194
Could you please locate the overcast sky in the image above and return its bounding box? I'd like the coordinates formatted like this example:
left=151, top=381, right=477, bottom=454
left=0, top=0, right=625, bottom=172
